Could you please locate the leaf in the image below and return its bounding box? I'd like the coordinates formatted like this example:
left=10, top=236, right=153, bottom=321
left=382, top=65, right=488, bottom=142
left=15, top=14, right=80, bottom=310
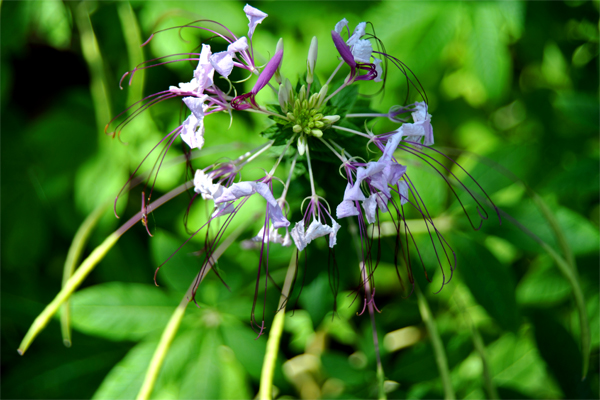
left=260, top=123, right=289, bottom=146
left=391, top=333, right=473, bottom=383
left=487, top=332, right=563, bottom=399
left=516, top=255, right=571, bottom=306
left=330, top=83, right=359, bottom=118
left=93, top=339, right=157, bottom=400
left=530, top=311, right=588, bottom=399
left=70, top=282, right=179, bottom=341
left=452, top=234, right=520, bottom=332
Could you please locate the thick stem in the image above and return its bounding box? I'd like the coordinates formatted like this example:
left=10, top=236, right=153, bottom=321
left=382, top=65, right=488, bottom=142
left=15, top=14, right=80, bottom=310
left=60, top=201, right=110, bottom=347
left=136, top=214, right=255, bottom=400
left=259, top=251, right=298, bottom=400
left=18, top=182, right=191, bottom=355
left=415, top=282, right=455, bottom=400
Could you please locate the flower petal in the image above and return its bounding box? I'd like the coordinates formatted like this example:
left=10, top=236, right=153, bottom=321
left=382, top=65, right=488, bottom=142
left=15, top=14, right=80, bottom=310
left=347, top=22, right=366, bottom=46
left=331, top=30, right=356, bottom=69
left=252, top=49, right=283, bottom=95
left=210, top=51, right=235, bottom=78
left=228, top=36, right=248, bottom=53
left=329, top=220, right=341, bottom=248
left=291, top=220, right=308, bottom=251
left=352, top=39, right=372, bottom=63
left=193, top=44, right=214, bottom=93
left=334, top=18, right=349, bottom=34
left=243, top=4, right=268, bottom=39
left=180, top=114, right=204, bottom=149
left=336, top=199, right=359, bottom=219
left=362, top=194, right=378, bottom=224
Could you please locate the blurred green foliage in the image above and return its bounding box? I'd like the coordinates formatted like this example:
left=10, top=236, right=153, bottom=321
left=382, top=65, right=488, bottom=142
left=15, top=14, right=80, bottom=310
left=2, top=1, right=599, bottom=399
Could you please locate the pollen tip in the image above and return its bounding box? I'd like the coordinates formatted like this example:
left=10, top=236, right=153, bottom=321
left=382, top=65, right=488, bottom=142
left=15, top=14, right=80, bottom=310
left=17, top=348, right=24, bottom=356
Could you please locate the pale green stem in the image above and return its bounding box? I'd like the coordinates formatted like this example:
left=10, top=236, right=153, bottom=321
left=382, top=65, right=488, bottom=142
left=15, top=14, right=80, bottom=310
left=359, top=263, right=386, bottom=400
left=60, top=201, right=110, bottom=347
left=259, top=251, right=298, bottom=400
left=331, top=125, right=372, bottom=139
left=452, top=291, right=498, bottom=400
left=415, top=282, right=455, bottom=400
left=443, top=148, right=589, bottom=377
left=136, top=213, right=256, bottom=400
left=75, top=2, right=111, bottom=136
left=18, top=182, right=191, bottom=355
left=324, top=60, right=344, bottom=88
left=305, top=145, right=317, bottom=197
left=19, top=233, right=119, bottom=356
left=117, top=2, right=145, bottom=108
left=496, top=207, right=590, bottom=380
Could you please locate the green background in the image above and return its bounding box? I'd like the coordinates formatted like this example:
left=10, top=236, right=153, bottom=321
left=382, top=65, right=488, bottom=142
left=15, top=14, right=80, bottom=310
left=2, top=1, right=599, bottom=399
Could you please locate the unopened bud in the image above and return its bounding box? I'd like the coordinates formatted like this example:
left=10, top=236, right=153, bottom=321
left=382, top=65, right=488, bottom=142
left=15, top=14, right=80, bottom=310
left=297, top=136, right=307, bottom=155
left=322, top=115, right=340, bottom=124
left=293, top=124, right=303, bottom=133
left=306, top=36, right=318, bottom=84
left=278, top=82, right=289, bottom=112
left=311, top=129, right=323, bottom=137
left=317, top=84, right=329, bottom=108
left=274, top=38, right=284, bottom=84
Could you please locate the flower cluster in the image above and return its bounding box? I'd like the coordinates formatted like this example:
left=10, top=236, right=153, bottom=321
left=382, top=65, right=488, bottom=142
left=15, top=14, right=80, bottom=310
left=108, top=5, right=499, bottom=334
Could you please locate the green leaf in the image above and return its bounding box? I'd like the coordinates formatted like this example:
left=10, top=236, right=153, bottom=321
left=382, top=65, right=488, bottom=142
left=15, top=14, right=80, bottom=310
left=452, top=234, right=520, bottom=332
left=391, top=333, right=473, bottom=383
left=487, top=332, right=563, bottom=398
left=260, top=123, right=290, bottom=146
left=70, top=282, right=179, bottom=341
left=516, top=255, right=571, bottom=306
left=530, top=311, right=587, bottom=399
left=329, top=83, right=359, bottom=118
left=93, top=339, right=158, bottom=400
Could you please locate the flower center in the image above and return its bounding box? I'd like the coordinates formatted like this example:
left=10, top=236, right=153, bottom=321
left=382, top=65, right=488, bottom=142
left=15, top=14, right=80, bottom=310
left=289, top=99, right=325, bottom=137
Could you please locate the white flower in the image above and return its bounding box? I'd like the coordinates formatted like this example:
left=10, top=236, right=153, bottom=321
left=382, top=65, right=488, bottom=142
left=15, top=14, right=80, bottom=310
left=193, top=44, right=215, bottom=94
left=373, top=58, right=383, bottom=82
left=243, top=4, right=268, bottom=39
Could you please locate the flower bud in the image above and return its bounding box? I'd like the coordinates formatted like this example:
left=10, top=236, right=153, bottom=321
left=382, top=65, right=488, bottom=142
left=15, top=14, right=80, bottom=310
left=316, top=84, right=328, bottom=108
left=274, top=38, right=284, bottom=84
left=297, top=135, right=307, bottom=155
left=322, top=115, right=340, bottom=124
left=306, top=36, right=318, bottom=84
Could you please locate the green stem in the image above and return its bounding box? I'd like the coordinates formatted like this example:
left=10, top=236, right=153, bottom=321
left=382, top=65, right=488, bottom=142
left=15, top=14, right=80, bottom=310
left=19, top=232, right=120, bottom=355
left=453, top=291, right=498, bottom=399
left=18, top=182, right=191, bottom=355
left=75, top=1, right=111, bottom=136
left=259, top=251, right=298, bottom=400
left=498, top=209, right=590, bottom=379
left=60, top=201, right=110, bottom=347
left=136, top=213, right=259, bottom=400
left=360, top=262, right=386, bottom=400
left=415, top=282, right=455, bottom=400
left=117, top=2, right=145, bottom=107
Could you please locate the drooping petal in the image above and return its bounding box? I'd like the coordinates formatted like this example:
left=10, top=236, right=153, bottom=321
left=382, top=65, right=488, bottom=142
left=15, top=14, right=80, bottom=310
left=194, top=44, right=214, bottom=93
left=193, top=169, right=222, bottom=200
left=183, top=95, right=208, bottom=120
left=362, top=194, right=378, bottom=224
left=304, top=220, right=333, bottom=243
left=212, top=202, right=235, bottom=218
left=398, top=181, right=409, bottom=205
left=382, top=127, right=403, bottom=161
left=373, top=58, right=383, bottom=82
left=209, top=51, right=235, bottom=78
left=347, top=22, right=367, bottom=46
left=329, top=220, right=341, bottom=248
left=343, top=180, right=366, bottom=202
left=228, top=36, right=248, bottom=53
left=291, top=220, right=308, bottom=251
left=336, top=199, right=359, bottom=219
left=352, top=39, right=372, bottom=63
left=243, top=4, right=268, bottom=39
left=214, top=181, right=256, bottom=203
left=334, top=18, right=349, bottom=34
left=179, top=114, right=204, bottom=149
